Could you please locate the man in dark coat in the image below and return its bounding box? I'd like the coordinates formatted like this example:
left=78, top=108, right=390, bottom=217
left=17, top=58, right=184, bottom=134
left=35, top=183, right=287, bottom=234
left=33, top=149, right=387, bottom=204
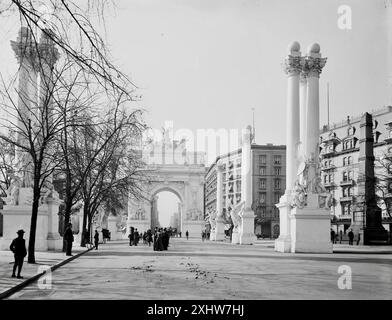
left=348, top=229, right=354, bottom=245
left=134, top=228, right=139, bottom=246
left=157, top=229, right=164, bottom=251
left=94, top=230, right=99, bottom=250
left=64, top=223, right=74, bottom=256
left=330, top=229, right=336, bottom=244
left=128, top=227, right=134, bottom=246
left=10, top=229, right=27, bottom=279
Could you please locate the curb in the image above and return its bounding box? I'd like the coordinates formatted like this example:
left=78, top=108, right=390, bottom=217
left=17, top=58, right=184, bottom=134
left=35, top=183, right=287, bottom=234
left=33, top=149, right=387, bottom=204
left=0, top=247, right=94, bottom=300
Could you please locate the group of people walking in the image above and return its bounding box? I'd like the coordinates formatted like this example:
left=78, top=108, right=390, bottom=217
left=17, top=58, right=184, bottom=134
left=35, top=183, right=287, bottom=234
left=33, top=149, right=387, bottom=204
left=128, top=226, right=173, bottom=251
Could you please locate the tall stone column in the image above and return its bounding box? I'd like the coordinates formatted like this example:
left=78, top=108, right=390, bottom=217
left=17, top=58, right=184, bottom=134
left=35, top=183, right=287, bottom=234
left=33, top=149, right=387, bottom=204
left=304, top=43, right=325, bottom=165
left=299, top=73, right=307, bottom=155
left=211, top=160, right=226, bottom=241
left=239, top=126, right=256, bottom=244
left=353, top=113, right=388, bottom=244
left=275, top=41, right=301, bottom=252
left=10, top=27, right=39, bottom=189
left=289, top=43, right=332, bottom=253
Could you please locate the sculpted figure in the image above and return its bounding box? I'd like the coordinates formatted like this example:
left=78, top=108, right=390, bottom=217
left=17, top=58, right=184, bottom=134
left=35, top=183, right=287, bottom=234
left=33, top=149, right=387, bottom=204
left=230, top=202, right=244, bottom=233
left=313, top=176, right=333, bottom=210
left=291, top=180, right=307, bottom=209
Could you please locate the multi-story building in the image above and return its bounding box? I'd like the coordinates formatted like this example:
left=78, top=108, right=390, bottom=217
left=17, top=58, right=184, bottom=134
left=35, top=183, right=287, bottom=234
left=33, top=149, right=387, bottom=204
left=204, top=143, right=286, bottom=238
left=320, top=106, right=392, bottom=235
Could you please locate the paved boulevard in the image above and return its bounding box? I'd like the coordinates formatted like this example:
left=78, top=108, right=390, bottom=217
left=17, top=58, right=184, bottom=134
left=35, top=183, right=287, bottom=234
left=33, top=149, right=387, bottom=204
left=8, top=238, right=392, bottom=299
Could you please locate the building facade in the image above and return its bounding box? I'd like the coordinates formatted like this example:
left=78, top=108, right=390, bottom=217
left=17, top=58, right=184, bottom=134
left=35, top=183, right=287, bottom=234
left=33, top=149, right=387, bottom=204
left=204, top=143, right=286, bottom=238
left=320, top=106, right=392, bottom=235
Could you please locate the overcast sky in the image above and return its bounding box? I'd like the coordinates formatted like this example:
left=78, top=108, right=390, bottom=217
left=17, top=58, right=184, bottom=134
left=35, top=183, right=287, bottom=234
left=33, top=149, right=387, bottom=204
left=0, top=0, right=389, bottom=223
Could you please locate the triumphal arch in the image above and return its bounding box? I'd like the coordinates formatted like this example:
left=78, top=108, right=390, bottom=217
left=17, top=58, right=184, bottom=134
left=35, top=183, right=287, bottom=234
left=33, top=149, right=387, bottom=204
left=127, top=135, right=206, bottom=237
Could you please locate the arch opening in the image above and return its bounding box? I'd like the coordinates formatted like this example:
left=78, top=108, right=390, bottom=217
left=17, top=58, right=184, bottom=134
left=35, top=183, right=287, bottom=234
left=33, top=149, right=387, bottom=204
left=151, top=189, right=183, bottom=232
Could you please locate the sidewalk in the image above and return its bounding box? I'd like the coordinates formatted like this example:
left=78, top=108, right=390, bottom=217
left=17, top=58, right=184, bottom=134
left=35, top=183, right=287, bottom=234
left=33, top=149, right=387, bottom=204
left=0, top=244, right=89, bottom=298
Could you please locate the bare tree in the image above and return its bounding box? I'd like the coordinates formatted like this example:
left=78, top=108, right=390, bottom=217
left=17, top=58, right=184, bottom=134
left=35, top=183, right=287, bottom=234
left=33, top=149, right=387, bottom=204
left=375, top=152, right=392, bottom=220
left=0, top=1, right=143, bottom=262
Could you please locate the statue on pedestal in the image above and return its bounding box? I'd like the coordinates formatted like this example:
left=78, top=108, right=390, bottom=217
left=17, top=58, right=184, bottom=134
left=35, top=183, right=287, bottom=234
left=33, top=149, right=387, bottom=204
left=230, top=202, right=244, bottom=233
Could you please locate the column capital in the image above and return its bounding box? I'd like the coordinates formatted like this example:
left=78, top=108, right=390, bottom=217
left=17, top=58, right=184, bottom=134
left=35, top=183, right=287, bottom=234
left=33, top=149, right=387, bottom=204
left=283, top=55, right=302, bottom=76
left=302, top=56, right=327, bottom=78
left=11, top=27, right=40, bottom=70
left=38, top=29, right=60, bottom=66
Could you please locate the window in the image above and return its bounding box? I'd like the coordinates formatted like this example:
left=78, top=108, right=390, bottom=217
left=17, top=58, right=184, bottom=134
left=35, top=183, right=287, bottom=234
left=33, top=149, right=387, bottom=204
left=259, top=155, right=266, bottom=164
left=274, top=155, right=281, bottom=165
left=275, top=167, right=281, bottom=175
left=236, top=159, right=241, bottom=167
left=274, top=192, right=281, bottom=203
left=343, top=171, right=348, bottom=182
left=236, top=180, right=241, bottom=191
left=324, top=175, right=328, bottom=184
left=342, top=203, right=351, bottom=216
left=259, top=192, right=266, bottom=204
left=235, top=169, right=241, bottom=179
left=348, top=171, right=353, bottom=180
left=274, top=179, right=281, bottom=190
left=343, top=157, right=346, bottom=166
left=259, top=179, right=266, bottom=189
left=348, top=156, right=352, bottom=165
left=342, top=187, right=352, bottom=197
left=259, top=167, right=266, bottom=175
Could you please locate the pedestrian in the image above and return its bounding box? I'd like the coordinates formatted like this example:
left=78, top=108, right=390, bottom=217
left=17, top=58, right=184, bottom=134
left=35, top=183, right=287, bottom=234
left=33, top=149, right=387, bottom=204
left=9, top=229, right=27, bottom=279
left=134, top=228, right=139, bottom=246
left=348, top=229, right=354, bottom=245
left=339, top=230, right=343, bottom=244
left=94, top=230, right=99, bottom=250
left=179, top=231, right=182, bottom=238
left=64, top=223, right=74, bottom=256
left=201, top=231, right=205, bottom=242
left=357, top=233, right=361, bottom=245
left=157, top=229, right=164, bottom=251
left=330, top=229, right=335, bottom=244
left=129, top=227, right=134, bottom=246
left=147, top=230, right=152, bottom=247
left=185, top=230, right=189, bottom=240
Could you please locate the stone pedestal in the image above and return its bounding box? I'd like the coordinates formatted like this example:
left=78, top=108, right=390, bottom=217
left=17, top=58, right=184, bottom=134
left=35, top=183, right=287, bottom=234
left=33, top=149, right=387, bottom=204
left=275, top=193, right=292, bottom=252
left=46, top=198, right=62, bottom=250
left=0, top=205, right=48, bottom=251
left=240, top=213, right=256, bottom=245
left=211, top=217, right=225, bottom=241
left=289, top=194, right=332, bottom=253
left=108, top=215, right=122, bottom=240
left=231, top=231, right=240, bottom=244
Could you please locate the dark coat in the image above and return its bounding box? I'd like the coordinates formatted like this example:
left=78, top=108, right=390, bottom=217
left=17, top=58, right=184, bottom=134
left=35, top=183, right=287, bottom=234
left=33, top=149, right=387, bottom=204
left=10, top=237, right=27, bottom=257
left=64, top=227, right=74, bottom=242
left=94, top=233, right=99, bottom=242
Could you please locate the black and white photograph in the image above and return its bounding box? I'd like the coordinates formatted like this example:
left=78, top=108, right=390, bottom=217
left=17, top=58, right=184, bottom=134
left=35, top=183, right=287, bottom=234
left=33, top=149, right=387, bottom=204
left=0, top=0, right=391, bottom=313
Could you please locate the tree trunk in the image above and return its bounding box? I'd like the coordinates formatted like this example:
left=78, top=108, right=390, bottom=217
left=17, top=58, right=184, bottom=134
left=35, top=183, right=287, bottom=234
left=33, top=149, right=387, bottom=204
left=27, top=186, right=40, bottom=264
left=80, top=204, right=89, bottom=247
left=62, top=199, right=73, bottom=252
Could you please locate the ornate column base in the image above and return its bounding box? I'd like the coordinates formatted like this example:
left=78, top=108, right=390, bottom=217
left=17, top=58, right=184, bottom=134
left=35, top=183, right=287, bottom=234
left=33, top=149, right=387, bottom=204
left=289, top=194, right=332, bottom=253
left=231, top=231, right=240, bottom=244
left=211, top=217, right=225, bottom=241
left=240, top=209, right=256, bottom=245
left=108, top=215, right=122, bottom=241
left=46, top=197, right=63, bottom=250
left=275, top=193, right=292, bottom=253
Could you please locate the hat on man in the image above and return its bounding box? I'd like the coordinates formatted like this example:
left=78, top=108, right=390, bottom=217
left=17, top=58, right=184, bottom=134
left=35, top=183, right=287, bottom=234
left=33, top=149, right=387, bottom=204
left=17, top=229, right=25, bottom=235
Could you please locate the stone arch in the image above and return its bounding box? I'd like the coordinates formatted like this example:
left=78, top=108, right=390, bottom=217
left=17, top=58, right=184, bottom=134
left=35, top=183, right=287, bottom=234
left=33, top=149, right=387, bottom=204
left=149, top=183, right=185, bottom=205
